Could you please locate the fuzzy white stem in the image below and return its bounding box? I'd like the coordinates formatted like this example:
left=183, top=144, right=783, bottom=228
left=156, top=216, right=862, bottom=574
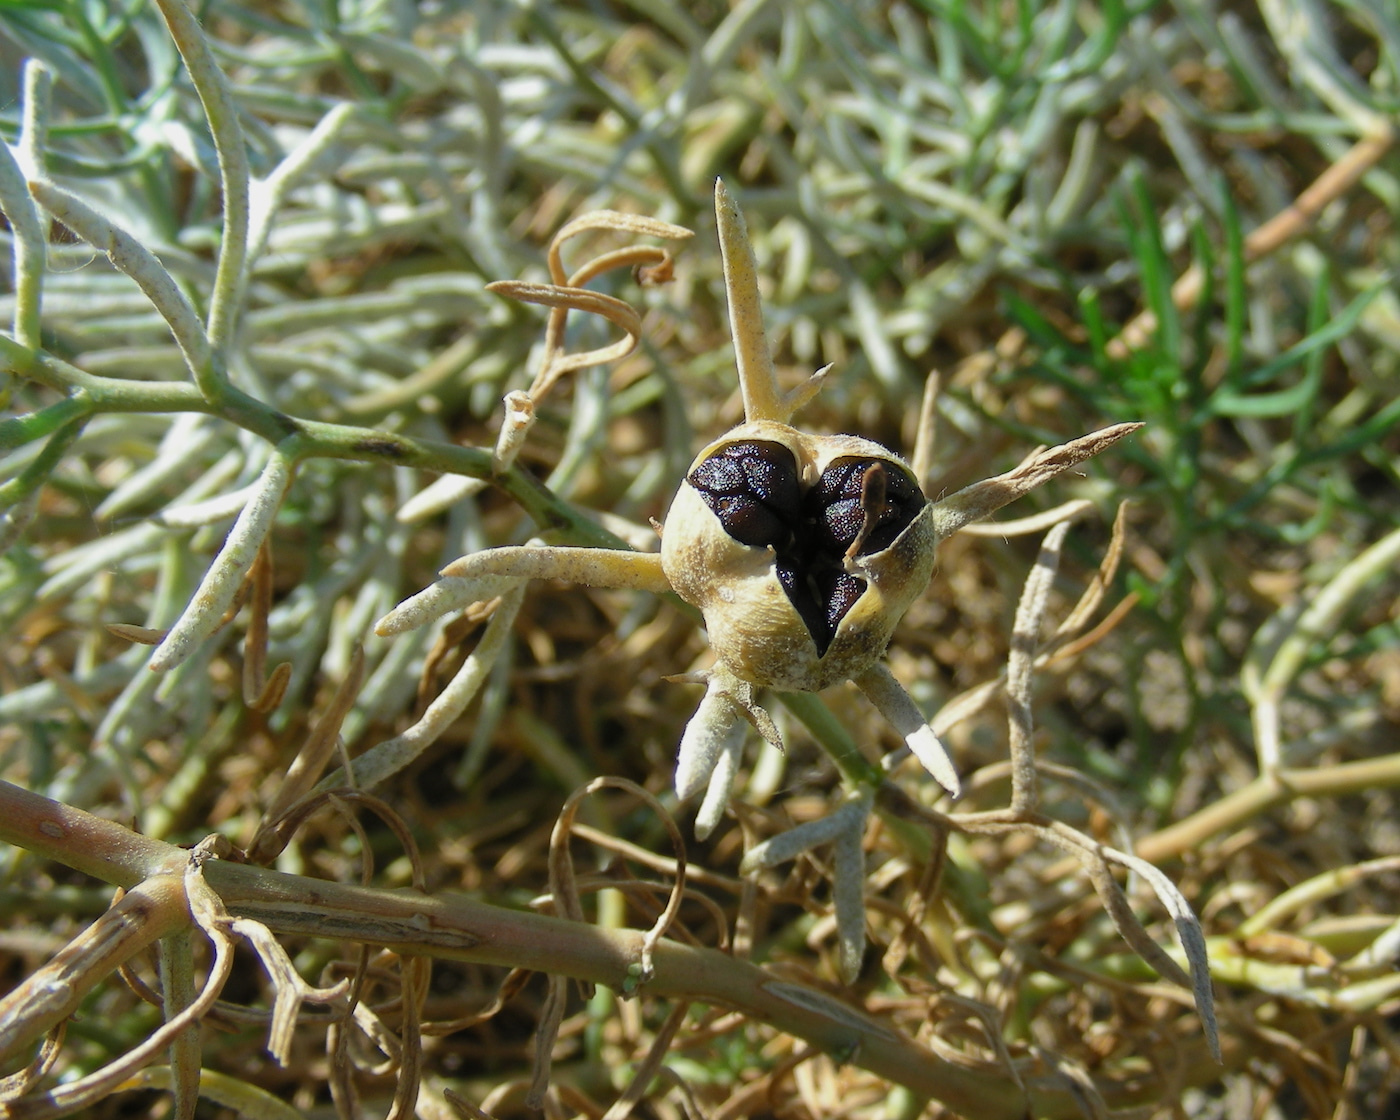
left=28, top=181, right=213, bottom=382
left=833, top=820, right=867, bottom=985
left=440, top=545, right=670, bottom=593
left=152, top=0, right=250, bottom=360
left=344, top=585, right=525, bottom=791
left=1008, top=520, right=1071, bottom=814
left=247, top=103, right=357, bottom=273
left=149, top=451, right=294, bottom=672
left=676, top=679, right=743, bottom=802
left=1, top=62, right=50, bottom=350
left=376, top=574, right=521, bottom=637
left=695, top=721, right=745, bottom=840
left=855, top=663, right=960, bottom=797
left=740, top=794, right=870, bottom=875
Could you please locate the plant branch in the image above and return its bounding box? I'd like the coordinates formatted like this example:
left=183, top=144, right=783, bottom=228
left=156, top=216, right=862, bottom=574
left=0, top=336, right=626, bottom=546
left=0, top=874, right=190, bottom=1066
left=151, top=0, right=250, bottom=367
left=1137, top=753, right=1400, bottom=864
left=0, top=779, right=1223, bottom=1120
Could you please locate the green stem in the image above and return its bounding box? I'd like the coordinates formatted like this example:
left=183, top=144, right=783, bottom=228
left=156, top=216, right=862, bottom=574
left=158, top=929, right=202, bottom=1120
left=151, top=0, right=250, bottom=369
left=0, top=397, right=90, bottom=454
left=0, top=417, right=87, bottom=508
left=0, top=344, right=622, bottom=547
left=777, top=690, right=942, bottom=860
left=777, top=690, right=883, bottom=787
left=4, top=63, right=50, bottom=352
left=0, top=335, right=204, bottom=410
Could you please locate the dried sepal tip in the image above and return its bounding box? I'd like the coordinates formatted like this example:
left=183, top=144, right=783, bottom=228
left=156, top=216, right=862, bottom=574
left=694, top=724, right=745, bottom=840
left=928, top=422, right=1144, bottom=543
left=856, top=663, right=960, bottom=797
left=675, top=675, right=745, bottom=802
left=714, top=180, right=830, bottom=426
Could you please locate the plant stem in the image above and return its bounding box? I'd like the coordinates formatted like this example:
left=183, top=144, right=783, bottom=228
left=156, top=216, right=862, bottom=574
left=151, top=0, right=250, bottom=366
left=0, top=779, right=1235, bottom=1120
left=1138, top=752, right=1400, bottom=864
left=0, top=417, right=86, bottom=508
left=0, top=340, right=624, bottom=545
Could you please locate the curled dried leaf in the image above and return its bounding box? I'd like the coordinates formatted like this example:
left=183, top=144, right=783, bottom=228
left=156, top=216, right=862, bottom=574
left=250, top=645, right=366, bottom=863
left=549, top=776, right=686, bottom=989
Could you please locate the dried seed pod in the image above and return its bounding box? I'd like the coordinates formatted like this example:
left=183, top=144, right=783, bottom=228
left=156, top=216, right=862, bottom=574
left=390, top=181, right=1139, bottom=805
left=662, top=419, right=936, bottom=692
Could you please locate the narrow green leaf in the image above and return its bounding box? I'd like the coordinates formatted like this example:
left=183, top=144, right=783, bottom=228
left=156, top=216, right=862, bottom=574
left=1292, top=264, right=1332, bottom=443
left=1219, top=179, right=1247, bottom=387
left=1126, top=165, right=1180, bottom=368
left=1079, top=286, right=1111, bottom=370
left=1209, top=283, right=1382, bottom=416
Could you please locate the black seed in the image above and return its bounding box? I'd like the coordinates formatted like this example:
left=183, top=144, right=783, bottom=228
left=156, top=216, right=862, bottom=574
left=689, top=454, right=745, bottom=494
left=711, top=495, right=787, bottom=548
left=740, top=445, right=799, bottom=507
left=819, top=498, right=865, bottom=553
left=809, top=457, right=922, bottom=557
left=692, top=441, right=921, bottom=657
left=776, top=564, right=867, bottom=656
left=820, top=569, right=867, bottom=631
left=689, top=441, right=801, bottom=549
left=777, top=564, right=831, bottom=655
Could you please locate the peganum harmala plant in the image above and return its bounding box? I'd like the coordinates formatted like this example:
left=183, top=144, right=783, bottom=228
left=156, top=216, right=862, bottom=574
left=0, top=130, right=1214, bottom=1109
left=0, top=4, right=1212, bottom=1113
left=373, top=178, right=1193, bottom=1019
left=5, top=1, right=1399, bottom=1118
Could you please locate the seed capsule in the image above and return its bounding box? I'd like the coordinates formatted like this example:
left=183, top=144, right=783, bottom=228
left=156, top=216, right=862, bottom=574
left=662, top=419, right=936, bottom=692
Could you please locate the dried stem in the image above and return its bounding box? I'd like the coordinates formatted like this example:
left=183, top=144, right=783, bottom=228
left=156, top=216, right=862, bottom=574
left=1137, top=753, right=1400, bottom=865
left=0, top=875, right=189, bottom=1065
left=928, top=424, right=1143, bottom=542
left=1007, top=521, right=1071, bottom=814
left=0, top=779, right=1240, bottom=1120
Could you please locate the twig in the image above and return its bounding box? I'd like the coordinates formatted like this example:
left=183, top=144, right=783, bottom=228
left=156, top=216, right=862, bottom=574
left=151, top=0, right=250, bottom=366
left=334, top=584, right=526, bottom=791
left=1137, top=753, right=1400, bottom=865
left=0, top=779, right=1192, bottom=1120
left=1007, top=521, right=1071, bottom=814
left=0, top=876, right=189, bottom=1065
left=149, top=449, right=295, bottom=672
left=1245, top=525, right=1400, bottom=772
